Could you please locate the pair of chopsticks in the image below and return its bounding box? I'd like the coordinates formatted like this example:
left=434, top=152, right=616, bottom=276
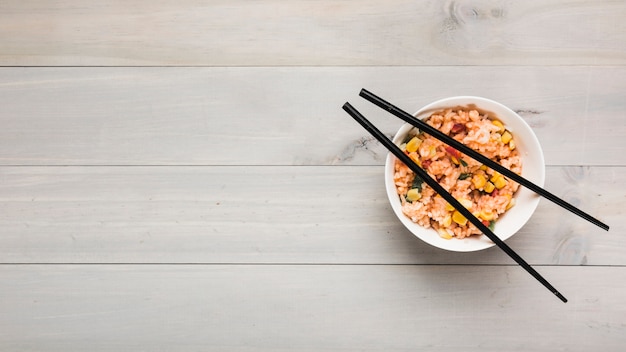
left=342, top=89, right=609, bottom=303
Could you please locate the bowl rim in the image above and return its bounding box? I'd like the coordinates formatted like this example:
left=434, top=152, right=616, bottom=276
left=384, top=96, right=545, bottom=252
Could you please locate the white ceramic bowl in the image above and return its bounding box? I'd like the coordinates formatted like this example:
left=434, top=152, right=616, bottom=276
left=385, top=96, right=545, bottom=252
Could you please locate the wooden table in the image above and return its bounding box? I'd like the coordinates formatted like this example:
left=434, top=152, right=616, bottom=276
left=1, top=1, right=625, bottom=350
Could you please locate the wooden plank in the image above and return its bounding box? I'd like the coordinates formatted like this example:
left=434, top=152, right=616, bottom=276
left=0, top=166, right=620, bottom=265
left=1, top=67, right=625, bottom=166
left=1, top=0, right=625, bottom=66
left=0, top=264, right=624, bottom=351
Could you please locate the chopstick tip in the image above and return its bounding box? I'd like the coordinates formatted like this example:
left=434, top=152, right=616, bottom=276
left=342, top=102, right=355, bottom=113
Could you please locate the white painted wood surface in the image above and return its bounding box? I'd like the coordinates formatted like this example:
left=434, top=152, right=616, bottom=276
left=1, top=0, right=625, bottom=66
left=1, top=1, right=624, bottom=351
left=1, top=265, right=625, bottom=351
left=1, top=67, right=625, bottom=166
left=0, top=166, right=620, bottom=265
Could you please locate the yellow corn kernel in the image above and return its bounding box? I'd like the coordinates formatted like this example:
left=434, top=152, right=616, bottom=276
left=508, top=139, right=516, bottom=150
left=438, top=228, right=453, bottom=240
left=484, top=181, right=495, bottom=193
left=450, top=156, right=459, bottom=165
left=492, top=120, right=505, bottom=133
left=406, top=188, right=421, bottom=202
left=501, top=131, right=513, bottom=144
left=480, top=211, right=495, bottom=221
left=459, top=198, right=473, bottom=209
left=442, top=214, right=452, bottom=227
left=489, top=172, right=501, bottom=183
left=408, top=152, right=422, bottom=167
left=446, top=198, right=472, bottom=212
left=505, top=198, right=516, bottom=210
left=452, top=210, right=468, bottom=226
left=472, top=173, right=487, bottom=189
left=479, top=165, right=487, bottom=171
left=494, top=176, right=507, bottom=189
left=405, top=137, right=421, bottom=153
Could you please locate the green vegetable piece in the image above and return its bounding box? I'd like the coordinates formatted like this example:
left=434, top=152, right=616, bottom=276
left=411, top=175, right=423, bottom=191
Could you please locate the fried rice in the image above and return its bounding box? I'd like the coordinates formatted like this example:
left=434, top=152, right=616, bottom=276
left=394, top=108, right=522, bottom=239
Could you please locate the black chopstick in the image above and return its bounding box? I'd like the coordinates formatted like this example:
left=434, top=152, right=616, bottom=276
left=359, top=88, right=609, bottom=232
left=342, top=102, right=568, bottom=303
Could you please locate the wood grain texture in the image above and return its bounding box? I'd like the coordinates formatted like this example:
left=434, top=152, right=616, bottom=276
left=0, top=166, right=620, bottom=265
left=1, top=0, right=625, bottom=66
left=2, top=1, right=625, bottom=350
left=1, top=265, right=624, bottom=351
left=1, top=66, right=625, bottom=166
